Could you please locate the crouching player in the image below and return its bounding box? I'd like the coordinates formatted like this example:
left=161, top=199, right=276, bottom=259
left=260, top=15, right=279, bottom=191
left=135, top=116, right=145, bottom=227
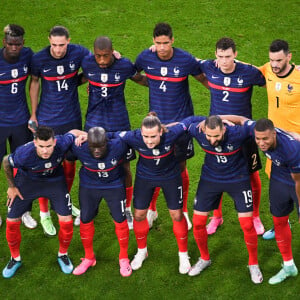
left=2, top=126, right=86, bottom=278
left=71, top=127, right=132, bottom=277
left=116, top=112, right=204, bottom=274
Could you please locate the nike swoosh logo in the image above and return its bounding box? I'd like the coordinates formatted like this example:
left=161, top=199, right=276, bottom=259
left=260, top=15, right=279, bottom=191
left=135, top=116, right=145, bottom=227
left=88, top=73, right=95, bottom=76
left=147, top=66, right=155, bottom=70
left=43, top=69, right=51, bottom=72
left=212, top=75, right=219, bottom=79
left=0, top=73, right=5, bottom=76
left=267, top=78, right=272, bottom=81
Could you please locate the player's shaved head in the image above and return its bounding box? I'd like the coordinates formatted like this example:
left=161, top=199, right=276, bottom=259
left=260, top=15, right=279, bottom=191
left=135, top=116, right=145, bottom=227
left=94, top=36, right=112, bottom=51
left=88, top=127, right=107, bottom=158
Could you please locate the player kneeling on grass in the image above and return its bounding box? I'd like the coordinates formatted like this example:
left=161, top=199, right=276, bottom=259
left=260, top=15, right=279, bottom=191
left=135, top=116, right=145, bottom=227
left=2, top=126, right=86, bottom=278
left=187, top=116, right=263, bottom=284
left=71, top=127, right=132, bottom=277
left=116, top=112, right=204, bottom=274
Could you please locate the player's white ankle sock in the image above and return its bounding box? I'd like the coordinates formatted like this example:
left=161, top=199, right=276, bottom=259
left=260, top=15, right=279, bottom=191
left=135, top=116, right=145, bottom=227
left=40, top=211, right=50, bottom=219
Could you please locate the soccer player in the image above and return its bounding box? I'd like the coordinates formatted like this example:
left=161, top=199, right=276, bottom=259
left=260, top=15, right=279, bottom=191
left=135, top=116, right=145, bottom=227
left=81, top=36, right=147, bottom=230
left=0, top=24, right=37, bottom=229
left=259, top=40, right=300, bottom=240
left=2, top=126, right=86, bottom=278
left=220, top=115, right=300, bottom=284
left=187, top=115, right=262, bottom=284
left=71, top=127, right=132, bottom=277
left=135, top=22, right=206, bottom=230
left=198, top=37, right=266, bottom=235
left=116, top=113, right=203, bottom=274
left=29, top=25, right=90, bottom=235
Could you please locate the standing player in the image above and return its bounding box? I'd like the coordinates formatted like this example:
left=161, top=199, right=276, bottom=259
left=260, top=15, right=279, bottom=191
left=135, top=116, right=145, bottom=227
left=135, top=22, right=206, bottom=229
left=71, top=127, right=132, bottom=277
left=259, top=40, right=300, bottom=239
left=2, top=126, right=86, bottom=278
left=187, top=116, right=262, bottom=284
left=221, top=115, right=300, bottom=285
left=0, top=24, right=37, bottom=229
left=198, top=37, right=266, bottom=235
left=116, top=113, right=203, bottom=274
left=29, top=26, right=90, bottom=235
left=81, top=36, right=147, bottom=229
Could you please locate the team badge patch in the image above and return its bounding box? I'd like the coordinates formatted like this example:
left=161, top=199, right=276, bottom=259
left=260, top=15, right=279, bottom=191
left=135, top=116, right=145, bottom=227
left=45, top=162, right=52, bottom=168
left=160, top=67, right=168, bottom=76
left=226, top=144, right=233, bottom=151
left=275, top=82, right=281, bottom=91
left=287, top=84, right=293, bottom=93
left=69, top=62, right=75, bottom=71
left=224, top=77, right=231, bottom=86
left=237, top=77, right=243, bottom=85
left=23, top=65, right=28, bottom=74
left=165, top=145, right=171, bottom=151
left=173, top=67, right=180, bottom=76
left=111, top=159, right=117, bottom=166
left=215, top=146, right=222, bottom=152
left=57, top=65, right=64, bottom=75
left=98, top=163, right=105, bottom=170
left=115, top=73, right=120, bottom=81
left=101, top=74, right=108, bottom=82
left=11, top=69, right=18, bottom=78
left=152, top=149, right=160, bottom=155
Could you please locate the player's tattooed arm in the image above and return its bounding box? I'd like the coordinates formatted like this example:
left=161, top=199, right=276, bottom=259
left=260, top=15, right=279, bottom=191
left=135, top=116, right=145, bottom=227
left=2, top=155, right=15, bottom=188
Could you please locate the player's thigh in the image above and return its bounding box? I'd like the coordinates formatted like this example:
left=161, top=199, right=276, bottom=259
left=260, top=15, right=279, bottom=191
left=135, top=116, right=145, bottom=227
left=133, top=176, right=156, bottom=210
left=161, top=175, right=183, bottom=210
left=194, top=178, right=223, bottom=212
left=174, top=133, right=194, bottom=162
left=47, top=180, right=72, bottom=216
left=9, top=124, right=33, bottom=153
left=269, top=178, right=295, bottom=217
left=103, top=187, right=126, bottom=223
left=79, top=186, right=102, bottom=223
left=226, top=179, right=253, bottom=213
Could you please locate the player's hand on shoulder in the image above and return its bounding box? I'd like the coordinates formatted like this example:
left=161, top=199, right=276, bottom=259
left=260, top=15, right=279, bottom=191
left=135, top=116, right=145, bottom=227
left=222, top=119, right=235, bottom=127
left=196, top=120, right=205, bottom=133
left=75, top=133, right=87, bottom=146
left=149, top=44, right=157, bottom=52
left=113, top=50, right=122, bottom=59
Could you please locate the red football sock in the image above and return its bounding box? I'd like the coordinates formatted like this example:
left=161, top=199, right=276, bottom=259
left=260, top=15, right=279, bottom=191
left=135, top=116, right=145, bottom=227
left=58, top=220, right=73, bottom=254
left=39, top=197, right=49, bottom=213
left=133, top=218, right=149, bottom=249
left=63, top=160, right=76, bottom=192
left=193, top=214, right=210, bottom=260
left=250, top=171, right=261, bottom=217
left=149, top=187, right=160, bottom=211
left=80, top=221, right=95, bottom=259
left=212, top=196, right=223, bottom=218
left=239, top=216, right=258, bottom=265
left=126, top=186, right=133, bottom=208
left=173, top=217, right=188, bottom=252
left=273, top=215, right=293, bottom=261
left=181, top=168, right=189, bottom=213
left=114, top=220, right=129, bottom=259
left=6, top=220, right=22, bottom=259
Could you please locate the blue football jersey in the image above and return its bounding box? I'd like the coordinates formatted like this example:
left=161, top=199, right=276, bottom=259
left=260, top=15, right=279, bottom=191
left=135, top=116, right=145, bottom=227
left=82, top=56, right=137, bottom=131
left=244, top=120, right=300, bottom=185
left=0, top=47, right=33, bottom=126
left=71, top=137, right=129, bottom=189
left=135, top=48, right=202, bottom=123
left=199, top=60, right=265, bottom=118
left=8, top=133, right=75, bottom=181
left=189, top=123, right=250, bottom=182
left=31, top=44, right=90, bottom=126
left=117, top=116, right=204, bottom=180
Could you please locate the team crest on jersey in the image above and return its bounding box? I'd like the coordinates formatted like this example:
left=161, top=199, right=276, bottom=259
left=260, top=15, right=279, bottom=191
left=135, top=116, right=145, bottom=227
left=152, top=149, right=160, bottom=156
left=287, top=84, right=293, bottom=93
left=101, top=74, right=108, bottom=82
left=57, top=65, right=64, bottom=75
left=69, top=62, right=75, bottom=71
left=173, top=67, right=180, bottom=76
left=115, top=73, right=120, bottom=82
left=45, top=162, right=52, bottom=169
left=237, top=77, right=243, bottom=85
left=57, top=158, right=62, bottom=163
left=23, top=65, right=28, bottom=74
left=165, top=145, right=171, bottom=151
left=215, top=146, right=222, bottom=152
left=275, top=82, right=281, bottom=91
left=274, top=159, right=281, bottom=166
left=224, top=77, right=231, bottom=86
left=160, top=67, right=168, bottom=76
left=111, top=159, right=117, bottom=166
left=98, top=163, right=105, bottom=170
left=11, top=69, right=18, bottom=78
left=226, top=144, right=233, bottom=151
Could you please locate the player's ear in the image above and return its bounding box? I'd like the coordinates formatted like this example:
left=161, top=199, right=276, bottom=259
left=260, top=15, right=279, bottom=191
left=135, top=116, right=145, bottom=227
left=171, top=37, right=174, bottom=44
left=234, top=51, right=238, bottom=58
left=287, top=52, right=292, bottom=62
left=54, top=139, right=57, bottom=146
